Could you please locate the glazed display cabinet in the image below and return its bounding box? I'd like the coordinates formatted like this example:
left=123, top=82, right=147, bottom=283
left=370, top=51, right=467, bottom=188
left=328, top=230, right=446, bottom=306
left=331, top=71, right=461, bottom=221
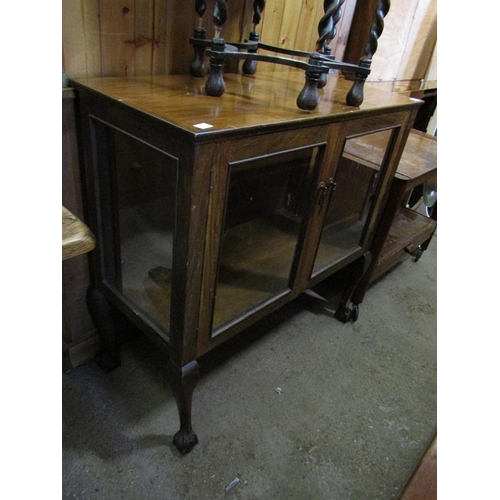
left=71, top=68, right=420, bottom=453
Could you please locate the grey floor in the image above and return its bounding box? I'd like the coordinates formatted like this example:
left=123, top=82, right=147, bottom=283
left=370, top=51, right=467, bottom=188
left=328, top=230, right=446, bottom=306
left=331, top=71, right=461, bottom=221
left=62, top=235, right=437, bottom=500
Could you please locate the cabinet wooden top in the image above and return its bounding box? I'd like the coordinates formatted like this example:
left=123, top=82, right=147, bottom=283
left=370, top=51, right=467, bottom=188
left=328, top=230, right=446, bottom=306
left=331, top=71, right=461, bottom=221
left=70, top=68, right=420, bottom=138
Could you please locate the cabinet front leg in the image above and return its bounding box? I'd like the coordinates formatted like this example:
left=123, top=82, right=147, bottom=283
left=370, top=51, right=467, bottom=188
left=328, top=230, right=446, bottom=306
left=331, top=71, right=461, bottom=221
left=86, top=287, right=122, bottom=372
left=167, top=359, right=200, bottom=454
left=334, top=252, right=372, bottom=323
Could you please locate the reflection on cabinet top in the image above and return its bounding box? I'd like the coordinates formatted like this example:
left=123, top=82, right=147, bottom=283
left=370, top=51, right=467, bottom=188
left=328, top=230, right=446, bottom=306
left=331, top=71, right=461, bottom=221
left=70, top=68, right=420, bottom=140
left=345, top=129, right=437, bottom=181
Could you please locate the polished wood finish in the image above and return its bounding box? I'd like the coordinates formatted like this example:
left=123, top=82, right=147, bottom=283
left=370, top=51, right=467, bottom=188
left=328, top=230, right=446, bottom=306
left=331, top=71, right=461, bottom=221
left=70, top=69, right=416, bottom=134
left=71, top=68, right=420, bottom=453
left=62, top=206, right=95, bottom=261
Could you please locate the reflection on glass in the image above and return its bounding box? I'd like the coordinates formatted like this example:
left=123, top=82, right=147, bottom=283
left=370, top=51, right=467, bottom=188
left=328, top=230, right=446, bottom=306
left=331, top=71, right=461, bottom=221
left=212, top=147, right=320, bottom=330
left=312, top=129, right=393, bottom=275
left=104, top=127, right=177, bottom=337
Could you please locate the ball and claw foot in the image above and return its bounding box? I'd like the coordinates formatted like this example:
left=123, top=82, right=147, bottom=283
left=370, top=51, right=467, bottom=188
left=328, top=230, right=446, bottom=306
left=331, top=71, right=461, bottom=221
left=173, top=428, right=199, bottom=455
left=96, top=351, right=121, bottom=373
left=334, top=303, right=359, bottom=323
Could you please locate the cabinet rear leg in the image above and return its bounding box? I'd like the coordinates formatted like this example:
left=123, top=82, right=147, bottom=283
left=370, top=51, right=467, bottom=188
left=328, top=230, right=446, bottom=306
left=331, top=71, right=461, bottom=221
left=335, top=252, right=372, bottom=323
left=86, top=287, right=122, bottom=372
left=167, top=359, right=200, bottom=454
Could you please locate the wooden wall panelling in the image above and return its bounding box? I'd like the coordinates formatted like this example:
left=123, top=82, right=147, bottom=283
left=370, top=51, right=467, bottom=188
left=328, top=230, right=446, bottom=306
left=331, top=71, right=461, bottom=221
left=61, top=0, right=197, bottom=78
left=165, top=0, right=196, bottom=74
left=62, top=0, right=359, bottom=79
left=343, top=0, right=437, bottom=93
left=425, top=41, right=437, bottom=86
left=134, top=0, right=156, bottom=75
left=99, top=0, right=136, bottom=76
left=62, top=0, right=101, bottom=78
left=152, top=0, right=168, bottom=75
left=396, top=0, right=437, bottom=82
left=367, top=0, right=420, bottom=83
left=258, top=0, right=285, bottom=48
left=295, top=0, right=324, bottom=52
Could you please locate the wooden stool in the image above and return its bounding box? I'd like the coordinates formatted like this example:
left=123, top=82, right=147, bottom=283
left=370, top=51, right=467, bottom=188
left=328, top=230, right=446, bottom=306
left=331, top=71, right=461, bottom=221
left=62, top=206, right=95, bottom=261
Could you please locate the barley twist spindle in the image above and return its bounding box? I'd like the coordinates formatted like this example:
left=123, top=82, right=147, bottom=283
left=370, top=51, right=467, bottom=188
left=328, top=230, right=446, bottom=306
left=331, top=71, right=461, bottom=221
left=316, top=0, right=345, bottom=51
left=213, top=0, right=228, bottom=38
left=346, top=0, right=390, bottom=106
left=243, top=0, right=266, bottom=75
left=206, top=1, right=229, bottom=96
left=362, top=0, right=389, bottom=59
left=316, top=0, right=345, bottom=88
left=191, top=0, right=209, bottom=77
left=195, top=0, right=207, bottom=27
left=251, top=0, right=266, bottom=29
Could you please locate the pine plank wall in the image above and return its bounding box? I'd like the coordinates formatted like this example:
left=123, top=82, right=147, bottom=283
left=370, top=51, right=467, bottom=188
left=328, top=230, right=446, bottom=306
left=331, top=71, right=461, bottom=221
left=62, top=0, right=437, bottom=369
left=62, top=0, right=357, bottom=79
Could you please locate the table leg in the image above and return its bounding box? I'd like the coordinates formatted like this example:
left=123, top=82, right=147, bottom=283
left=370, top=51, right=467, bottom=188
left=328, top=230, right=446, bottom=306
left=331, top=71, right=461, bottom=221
left=86, top=287, right=122, bottom=372
left=334, top=252, right=372, bottom=323
left=167, top=359, right=200, bottom=454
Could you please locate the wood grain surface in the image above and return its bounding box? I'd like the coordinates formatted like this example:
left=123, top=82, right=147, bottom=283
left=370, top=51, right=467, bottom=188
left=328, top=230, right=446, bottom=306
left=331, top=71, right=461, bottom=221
left=62, top=206, right=96, bottom=261
left=70, top=68, right=419, bottom=139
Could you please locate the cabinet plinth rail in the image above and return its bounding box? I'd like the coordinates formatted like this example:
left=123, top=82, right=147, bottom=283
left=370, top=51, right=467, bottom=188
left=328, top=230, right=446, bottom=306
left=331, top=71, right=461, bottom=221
left=189, top=0, right=390, bottom=110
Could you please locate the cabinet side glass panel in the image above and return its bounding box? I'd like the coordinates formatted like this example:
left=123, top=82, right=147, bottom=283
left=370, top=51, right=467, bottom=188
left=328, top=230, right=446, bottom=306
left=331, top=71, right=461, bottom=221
left=93, top=120, right=178, bottom=338
left=212, top=146, right=322, bottom=332
left=312, top=129, right=393, bottom=276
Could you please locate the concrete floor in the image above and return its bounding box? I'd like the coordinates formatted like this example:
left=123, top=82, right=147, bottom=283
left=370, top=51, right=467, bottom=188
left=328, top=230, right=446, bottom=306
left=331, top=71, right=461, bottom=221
left=62, top=235, right=437, bottom=500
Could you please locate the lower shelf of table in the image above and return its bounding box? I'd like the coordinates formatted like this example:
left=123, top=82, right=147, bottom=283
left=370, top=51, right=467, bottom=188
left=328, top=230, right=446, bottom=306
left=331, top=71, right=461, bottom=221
left=371, top=207, right=436, bottom=283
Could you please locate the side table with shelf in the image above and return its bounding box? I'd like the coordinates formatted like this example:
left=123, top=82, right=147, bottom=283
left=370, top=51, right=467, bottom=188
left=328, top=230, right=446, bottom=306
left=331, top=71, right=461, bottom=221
left=352, top=129, right=437, bottom=304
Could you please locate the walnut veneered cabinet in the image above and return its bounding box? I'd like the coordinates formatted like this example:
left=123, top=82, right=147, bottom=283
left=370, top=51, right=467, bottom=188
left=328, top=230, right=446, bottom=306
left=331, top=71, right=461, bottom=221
left=71, top=69, right=420, bottom=454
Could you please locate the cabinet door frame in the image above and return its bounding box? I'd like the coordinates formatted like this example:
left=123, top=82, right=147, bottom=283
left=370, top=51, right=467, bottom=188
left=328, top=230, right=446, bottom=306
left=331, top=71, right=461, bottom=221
left=301, top=111, right=414, bottom=289
left=196, top=124, right=343, bottom=356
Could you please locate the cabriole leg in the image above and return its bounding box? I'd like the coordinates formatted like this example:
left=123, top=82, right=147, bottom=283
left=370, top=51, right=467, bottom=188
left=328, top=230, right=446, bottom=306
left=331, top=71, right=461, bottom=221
left=334, top=252, right=372, bottom=323
left=166, top=359, right=200, bottom=454
left=86, top=287, right=122, bottom=372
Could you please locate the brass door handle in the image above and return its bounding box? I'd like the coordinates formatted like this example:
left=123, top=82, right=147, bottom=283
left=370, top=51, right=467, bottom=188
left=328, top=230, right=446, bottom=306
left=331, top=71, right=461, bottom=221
left=318, top=178, right=336, bottom=207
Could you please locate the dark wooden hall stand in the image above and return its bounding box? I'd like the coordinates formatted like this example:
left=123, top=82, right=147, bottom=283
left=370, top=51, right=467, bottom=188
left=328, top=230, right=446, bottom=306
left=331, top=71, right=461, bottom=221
left=71, top=68, right=421, bottom=453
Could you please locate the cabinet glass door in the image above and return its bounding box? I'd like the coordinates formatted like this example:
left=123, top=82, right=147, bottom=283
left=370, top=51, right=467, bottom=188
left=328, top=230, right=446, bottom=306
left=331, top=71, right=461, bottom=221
left=94, top=121, right=178, bottom=339
left=312, top=129, right=394, bottom=276
left=212, top=146, right=322, bottom=331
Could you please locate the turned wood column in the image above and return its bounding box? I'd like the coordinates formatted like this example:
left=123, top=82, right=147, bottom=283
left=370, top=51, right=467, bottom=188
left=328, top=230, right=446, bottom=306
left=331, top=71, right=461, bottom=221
left=242, top=0, right=266, bottom=75
left=346, top=0, right=390, bottom=106
left=191, top=0, right=208, bottom=77
left=316, top=0, right=345, bottom=88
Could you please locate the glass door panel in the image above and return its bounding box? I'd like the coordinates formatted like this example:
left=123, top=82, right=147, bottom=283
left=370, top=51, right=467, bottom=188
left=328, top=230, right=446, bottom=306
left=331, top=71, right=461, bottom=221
left=312, top=129, right=393, bottom=276
left=212, top=146, right=322, bottom=331
left=96, top=122, right=178, bottom=338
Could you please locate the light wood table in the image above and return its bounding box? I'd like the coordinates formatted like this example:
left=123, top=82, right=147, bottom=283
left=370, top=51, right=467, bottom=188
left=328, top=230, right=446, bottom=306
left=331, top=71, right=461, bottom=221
left=62, top=206, right=95, bottom=261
